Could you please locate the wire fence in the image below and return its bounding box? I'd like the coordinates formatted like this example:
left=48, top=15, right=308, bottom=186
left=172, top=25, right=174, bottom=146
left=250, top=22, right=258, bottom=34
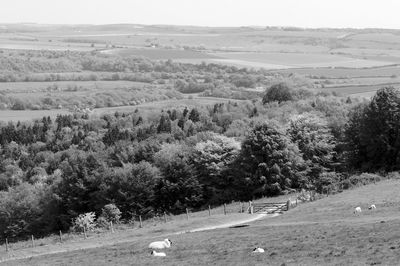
left=0, top=192, right=303, bottom=256
left=0, top=200, right=253, bottom=254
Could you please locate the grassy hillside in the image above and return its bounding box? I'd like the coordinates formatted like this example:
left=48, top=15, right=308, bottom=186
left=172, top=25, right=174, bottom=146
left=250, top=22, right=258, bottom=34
left=5, top=179, right=400, bottom=265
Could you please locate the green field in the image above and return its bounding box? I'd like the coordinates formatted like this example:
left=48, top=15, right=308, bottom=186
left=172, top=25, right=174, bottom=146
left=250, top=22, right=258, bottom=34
left=3, top=179, right=400, bottom=265
left=0, top=109, right=70, bottom=122
left=0, top=193, right=296, bottom=263
left=0, top=96, right=243, bottom=122
left=212, top=52, right=392, bottom=69
left=107, top=49, right=396, bottom=70
left=108, top=48, right=218, bottom=60
left=274, top=66, right=400, bottom=78
left=0, top=80, right=148, bottom=92
left=0, top=79, right=187, bottom=121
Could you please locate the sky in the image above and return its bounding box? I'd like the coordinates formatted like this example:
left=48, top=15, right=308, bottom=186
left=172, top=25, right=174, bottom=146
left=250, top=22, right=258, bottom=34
left=1, top=0, right=400, bottom=29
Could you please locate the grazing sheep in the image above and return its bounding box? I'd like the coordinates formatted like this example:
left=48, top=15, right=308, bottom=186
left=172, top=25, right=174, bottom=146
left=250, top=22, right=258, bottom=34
left=354, top=206, right=362, bottom=214
left=369, top=204, right=377, bottom=210
left=149, top=239, right=172, bottom=249
left=252, top=247, right=265, bottom=253
left=151, top=250, right=166, bottom=257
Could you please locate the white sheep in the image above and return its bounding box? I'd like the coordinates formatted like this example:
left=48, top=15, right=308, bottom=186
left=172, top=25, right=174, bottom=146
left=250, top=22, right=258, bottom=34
left=151, top=250, right=166, bottom=257
left=149, top=239, right=172, bottom=249
left=368, top=204, right=376, bottom=210
left=252, top=247, right=265, bottom=253
left=354, top=206, right=362, bottom=215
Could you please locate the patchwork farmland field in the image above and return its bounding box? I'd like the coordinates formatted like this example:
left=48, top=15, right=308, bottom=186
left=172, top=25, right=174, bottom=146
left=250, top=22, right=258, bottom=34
left=0, top=24, right=400, bottom=118
left=107, top=48, right=219, bottom=60
left=0, top=80, right=151, bottom=93
left=273, top=65, right=400, bottom=78
left=212, top=51, right=393, bottom=69
left=90, top=96, right=244, bottom=116
left=107, top=49, right=396, bottom=69
left=0, top=109, right=71, bottom=122
left=0, top=96, right=242, bottom=122
left=0, top=79, right=182, bottom=119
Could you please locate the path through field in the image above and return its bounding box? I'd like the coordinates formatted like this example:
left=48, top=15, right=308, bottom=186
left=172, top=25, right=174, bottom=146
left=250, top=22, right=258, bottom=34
left=179, top=213, right=276, bottom=234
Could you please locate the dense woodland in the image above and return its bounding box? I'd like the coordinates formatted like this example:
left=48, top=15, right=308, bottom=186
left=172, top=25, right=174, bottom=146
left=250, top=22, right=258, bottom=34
left=0, top=50, right=399, bottom=241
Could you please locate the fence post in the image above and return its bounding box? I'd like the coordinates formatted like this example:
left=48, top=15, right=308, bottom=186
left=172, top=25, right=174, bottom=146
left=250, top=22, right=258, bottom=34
left=164, top=212, right=167, bottom=223
left=110, top=221, right=114, bottom=233
left=59, top=230, right=63, bottom=243
left=240, top=202, right=243, bottom=213
left=186, top=208, right=189, bottom=220
left=5, top=238, right=8, bottom=252
left=224, top=203, right=227, bottom=215
left=83, top=226, right=87, bottom=239
left=31, top=235, right=35, bottom=248
left=139, top=216, right=143, bottom=228
left=286, top=200, right=291, bottom=211
left=208, top=205, right=211, bottom=216
left=296, top=198, right=298, bottom=207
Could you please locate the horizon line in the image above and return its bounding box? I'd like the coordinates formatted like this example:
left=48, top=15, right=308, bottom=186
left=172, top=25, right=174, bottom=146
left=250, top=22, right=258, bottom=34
left=1, top=22, right=399, bottom=31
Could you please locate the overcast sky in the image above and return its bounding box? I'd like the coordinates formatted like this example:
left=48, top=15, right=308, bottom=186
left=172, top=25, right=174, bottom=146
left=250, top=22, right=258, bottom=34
left=2, top=0, right=400, bottom=29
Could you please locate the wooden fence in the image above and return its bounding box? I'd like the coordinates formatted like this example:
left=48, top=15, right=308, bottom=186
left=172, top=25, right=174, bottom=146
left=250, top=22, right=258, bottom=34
left=249, top=199, right=298, bottom=214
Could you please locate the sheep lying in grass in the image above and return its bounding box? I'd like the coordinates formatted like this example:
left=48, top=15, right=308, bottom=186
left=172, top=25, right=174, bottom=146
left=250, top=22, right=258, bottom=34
left=369, top=204, right=376, bottom=210
left=354, top=206, right=362, bottom=215
left=149, top=239, right=172, bottom=249
left=151, top=250, right=166, bottom=257
left=252, top=247, right=265, bottom=253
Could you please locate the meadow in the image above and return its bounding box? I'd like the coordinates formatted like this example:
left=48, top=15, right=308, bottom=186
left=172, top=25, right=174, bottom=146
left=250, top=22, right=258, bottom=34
left=108, top=48, right=218, bottom=60
left=212, top=51, right=392, bottom=69
left=4, top=178, right=400, bottom=265
left=0, top=193, right=297, bottom=263
left=0, top=96, right=243, bottom=122
left=0, top=80, right=150, bottom=93
left=91, top=96, right=243, bottom=116
left=0, top=109, right=71, bottom=122
left=274, top=66, right=400, bottom=78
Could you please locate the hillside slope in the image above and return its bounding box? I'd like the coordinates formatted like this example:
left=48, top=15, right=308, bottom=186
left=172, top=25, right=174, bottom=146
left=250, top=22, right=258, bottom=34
left=6, top=179, right=400, bottom=265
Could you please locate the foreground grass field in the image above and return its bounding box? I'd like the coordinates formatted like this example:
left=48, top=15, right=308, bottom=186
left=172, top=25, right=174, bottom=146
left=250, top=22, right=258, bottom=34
left=4, top=179, right=400, bottom=265
left=0, top=194, right=295, bottom=263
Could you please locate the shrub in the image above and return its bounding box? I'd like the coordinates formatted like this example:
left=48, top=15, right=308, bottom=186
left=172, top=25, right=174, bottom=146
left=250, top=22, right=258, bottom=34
left=387, top=172, right=400, bottom=180
left=96, top=216, right=110, bottom=229
left=345, top=173, right=382, bottom=188
left=72, top=212, right=96, bottom=232
left=314, top=172, right=342, bottom=193
left=11, top=99, right=26, bottom=110
left=100, top=204, right=121, bottom=223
